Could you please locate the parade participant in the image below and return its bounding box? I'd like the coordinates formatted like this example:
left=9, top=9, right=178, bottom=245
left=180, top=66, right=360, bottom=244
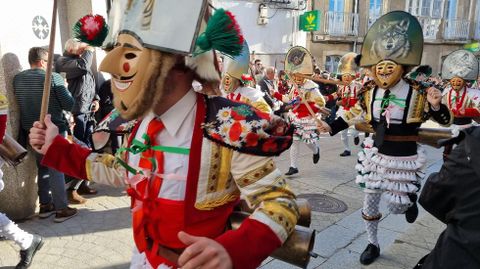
left=440, top=50, right=480, bottom=157
left=29, top=2, right=298, bottom=269
left=222, top=42, right=272, bottom=114
left=0, top=95, right=44, bottom=269
left=318, top=11, right=452, bottom=265
left=280, top=46, right=325, bottom=176
left=336, top=53, right=361, bottom=157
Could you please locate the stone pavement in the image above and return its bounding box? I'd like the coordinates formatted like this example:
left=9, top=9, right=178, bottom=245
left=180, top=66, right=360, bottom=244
left=0, top=132, right=446, bottom=269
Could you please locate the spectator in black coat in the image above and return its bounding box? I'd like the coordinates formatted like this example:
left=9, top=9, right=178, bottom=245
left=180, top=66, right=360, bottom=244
left=416, top=127, right=480, bottom=269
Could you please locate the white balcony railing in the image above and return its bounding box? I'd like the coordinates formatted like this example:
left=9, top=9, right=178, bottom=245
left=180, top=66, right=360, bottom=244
left=324, top=11, right=359, bottom=36
left=416, top=16, right=441, bottom=39
left=443, top=19, right=470, bottom=40
left=475, top=21, right=480, bottom=40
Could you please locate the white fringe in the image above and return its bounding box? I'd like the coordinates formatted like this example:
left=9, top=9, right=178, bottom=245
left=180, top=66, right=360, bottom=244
left=355, top=138, right=426, bottom=207
left=185, top=51, right=221, bottom=81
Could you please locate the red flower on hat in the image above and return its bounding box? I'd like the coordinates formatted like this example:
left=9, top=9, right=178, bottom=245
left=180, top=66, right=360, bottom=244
left=231, top=110, right=246, bottom=121
left=245, top=132, right=260, bottom=147
left=256, top=110, right=271, bottom=121
left=281, top=136, right=292, bottom=150
left=80, top=15, right=104, bottom=41
left=241, top=74, right=253, bottom=81
left=262, top=139, right=278, bottom=152
left=211, top=133, right=223, bottom=141
left=229, top=121, right=243, bottom=142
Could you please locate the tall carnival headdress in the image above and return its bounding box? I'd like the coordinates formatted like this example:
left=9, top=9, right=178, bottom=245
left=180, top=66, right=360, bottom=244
left=360, top=11, right=423, bottom=67
left=224, top=41, right=250, bottom=81
left=102, top=0, right=244, bottom=81
left=441, top=50, right=479, bottom=80
left=284, top=46, right=314, bottom=75
left=337, top=52, right=359, bottom=76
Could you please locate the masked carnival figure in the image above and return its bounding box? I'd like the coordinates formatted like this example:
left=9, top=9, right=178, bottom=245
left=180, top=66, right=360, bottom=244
left=319, top=11, right=452, bottom=265
left=336, top=53, right=362, bottom=157
left=440, top=50, right=480, bottom=157
left=280, top=46, right=325, bottom=176
left=222, top=41, right=272, bottom=114
left=29, top=1, right=299, bottom=269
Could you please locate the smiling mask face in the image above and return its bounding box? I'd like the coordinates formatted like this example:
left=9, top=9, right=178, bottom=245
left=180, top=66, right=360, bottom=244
left=221, top=73, right=239, bottom=94
left=341, top=74, right=354, bottom=84
left=372, top=60, right=404, bottom=89
left=450, top=77, right=466, bottom=91
left=99, top=33, right=175, bottom=120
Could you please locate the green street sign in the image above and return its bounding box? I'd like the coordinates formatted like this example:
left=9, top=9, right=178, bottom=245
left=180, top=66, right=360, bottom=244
left=464, top=42, right=480, bottom=52
left=300, top=10, right=320, bottom=32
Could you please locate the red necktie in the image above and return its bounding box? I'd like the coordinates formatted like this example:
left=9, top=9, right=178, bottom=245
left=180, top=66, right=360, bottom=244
left=138, top=118, right=165, bottom=198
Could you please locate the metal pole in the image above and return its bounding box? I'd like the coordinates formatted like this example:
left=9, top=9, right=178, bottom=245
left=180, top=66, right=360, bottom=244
left=39, top=0, right=58, bottom=123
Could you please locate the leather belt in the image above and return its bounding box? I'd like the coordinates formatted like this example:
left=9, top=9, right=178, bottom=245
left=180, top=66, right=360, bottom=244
left=156, top=245, right=183, bottom=264
left=383, top=135, right=419, bottom=142
left=147, top=237, right=184, bottom=264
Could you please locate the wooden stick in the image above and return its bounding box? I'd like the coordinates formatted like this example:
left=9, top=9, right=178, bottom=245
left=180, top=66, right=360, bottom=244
left=39, top=0, right=58, bottom=123
left=293, top=72, right=348, bottom=86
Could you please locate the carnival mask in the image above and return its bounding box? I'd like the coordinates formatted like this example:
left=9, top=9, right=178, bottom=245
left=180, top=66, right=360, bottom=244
left=372, top=60, right=404, bottom=89
left=221, top=73, right=239, bottom=94
left=99, top=33, right=175, bottom=120
left=293, top=73, right=307, bottom=86
left=450, top=77, right=466, bottom=91
left=341, top=74, right=354, bottom=84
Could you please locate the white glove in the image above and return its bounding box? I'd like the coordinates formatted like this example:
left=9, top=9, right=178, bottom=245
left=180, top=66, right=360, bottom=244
left=0, top=179, right=4, bottom=192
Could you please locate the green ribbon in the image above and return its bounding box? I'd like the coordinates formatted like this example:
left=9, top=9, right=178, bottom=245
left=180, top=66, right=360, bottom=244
left=116, top=133, right=190, bottom=175
left=374, top=94, right=406, bottom=109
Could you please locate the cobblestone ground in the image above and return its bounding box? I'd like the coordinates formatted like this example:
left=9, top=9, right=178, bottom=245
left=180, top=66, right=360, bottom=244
left=0, top=129, right=446, bottom=269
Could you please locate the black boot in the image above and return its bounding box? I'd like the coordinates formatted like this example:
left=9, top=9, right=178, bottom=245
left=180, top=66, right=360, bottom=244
left=405, top=193, right=419, bottom=223
left=360, top=243, right=380, bottom=265
left=285, top=167, right=299, bottom=176
left=354, top=136, right=360, bottom=145
left=340, top=150, right=351, bottom=157
left=313, top=147, right=320, bottom=164
left=16, top=235, right=44, bottom=269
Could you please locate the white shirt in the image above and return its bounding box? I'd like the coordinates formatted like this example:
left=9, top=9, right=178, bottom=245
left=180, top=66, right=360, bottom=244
left=128, top=89, right=197, bottom=201
left=372, top=79, right=409, bottom=124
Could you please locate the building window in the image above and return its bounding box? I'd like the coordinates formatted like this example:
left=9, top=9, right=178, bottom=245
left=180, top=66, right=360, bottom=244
left=325, top=55, right=341, bottom=74
left=476, top=0, right=480, bottom=39
left=329, top=0, right=344, bottom=12
left=368, top=0, right=383, bottom=28
left=406, top=0, right=444, bottom=17
left=406, top=0, right=444, bottom=39
left=445, top=0, right=457, bottom=19
left=325, top=0, right=359, bottom=36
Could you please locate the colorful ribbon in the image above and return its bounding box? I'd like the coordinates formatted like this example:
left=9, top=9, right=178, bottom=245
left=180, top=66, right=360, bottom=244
left=116, top=133, right=190, bottom=176
left=375, top=94, right=406, bottom=109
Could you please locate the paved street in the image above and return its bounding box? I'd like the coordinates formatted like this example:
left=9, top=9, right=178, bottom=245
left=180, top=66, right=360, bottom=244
left=0, top=131, right=445, bottom=269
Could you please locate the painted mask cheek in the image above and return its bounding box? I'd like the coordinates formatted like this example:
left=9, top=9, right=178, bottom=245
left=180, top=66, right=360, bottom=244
left=123, top=62, right=130, bottom=73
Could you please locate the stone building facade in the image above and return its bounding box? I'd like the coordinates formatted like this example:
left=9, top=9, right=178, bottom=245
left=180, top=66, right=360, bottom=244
left=309, top=0, right=480, bottom=75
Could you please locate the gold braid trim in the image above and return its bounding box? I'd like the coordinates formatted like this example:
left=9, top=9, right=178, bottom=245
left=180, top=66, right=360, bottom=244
left=236, top=160, right=276, bottom=188
left=258, top=202, right=298, bottom=234
left=194, top=191, right=240, bottom=211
